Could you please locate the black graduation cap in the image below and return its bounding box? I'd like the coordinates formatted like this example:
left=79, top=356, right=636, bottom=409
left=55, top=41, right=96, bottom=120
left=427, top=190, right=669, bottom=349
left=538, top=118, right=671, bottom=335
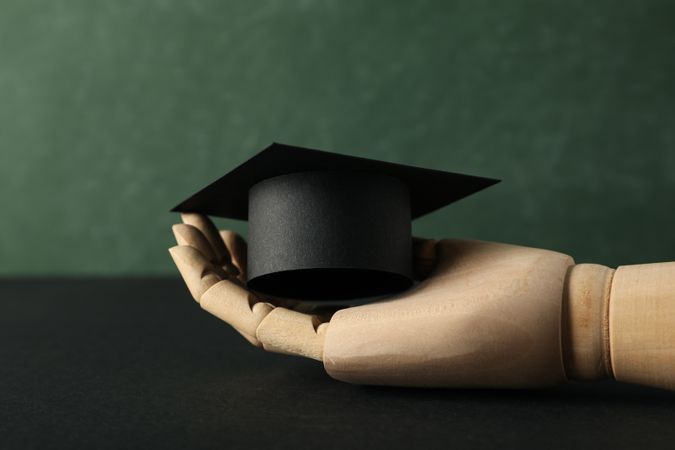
left=172, top=143, right=499, bottom=300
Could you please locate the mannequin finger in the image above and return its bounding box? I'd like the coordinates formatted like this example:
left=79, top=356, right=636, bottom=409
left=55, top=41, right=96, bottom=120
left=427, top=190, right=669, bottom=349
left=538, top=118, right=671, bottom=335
left=172, top=224, right=217, bottom=263
left=412, top=237, right=438, bottom=280
left=219, top=230, right=247, bottom=281
left=200, top=280, right=328, bottom=359
left=252, top=292, right=304, bottom=310
left=181, top=213, right=230, bottom=264
left=256, top=308, right=328, bottom=361
left=169, top=245, right=222, bottom=301
left=199, top=279, right=273, bottom=347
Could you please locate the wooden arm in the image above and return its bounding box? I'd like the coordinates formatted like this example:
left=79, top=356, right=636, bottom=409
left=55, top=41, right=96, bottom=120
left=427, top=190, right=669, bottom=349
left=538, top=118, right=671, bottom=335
left=563, top=262, right=675, bottom=390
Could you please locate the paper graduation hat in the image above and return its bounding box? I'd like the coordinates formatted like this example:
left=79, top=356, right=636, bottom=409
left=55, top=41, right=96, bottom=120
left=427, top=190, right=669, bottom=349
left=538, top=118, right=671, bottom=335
left=172, top=143, right=499, bottom=300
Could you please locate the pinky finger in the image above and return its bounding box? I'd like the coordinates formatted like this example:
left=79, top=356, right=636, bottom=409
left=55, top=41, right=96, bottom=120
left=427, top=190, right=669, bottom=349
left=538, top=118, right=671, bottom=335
left=219, top=230, right=247, bottom=282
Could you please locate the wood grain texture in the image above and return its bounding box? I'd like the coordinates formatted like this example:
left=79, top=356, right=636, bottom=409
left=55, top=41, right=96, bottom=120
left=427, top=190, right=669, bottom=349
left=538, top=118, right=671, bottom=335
left=323, top=239, right=574, bottom=388
left=610, top=262, right=675, bottom=391
left=561, top=263, right=614, bottom=380
left=257, top=308, right=327, bottom=361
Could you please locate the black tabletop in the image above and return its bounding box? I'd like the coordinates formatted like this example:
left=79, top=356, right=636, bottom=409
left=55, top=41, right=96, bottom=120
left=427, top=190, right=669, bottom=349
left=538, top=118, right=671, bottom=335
left=2, top=279, right=675, bottom=449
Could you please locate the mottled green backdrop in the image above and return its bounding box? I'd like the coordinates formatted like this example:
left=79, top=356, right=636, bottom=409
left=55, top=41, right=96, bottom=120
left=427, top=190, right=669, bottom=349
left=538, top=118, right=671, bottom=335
left=1, top=0, right=674, bottom=274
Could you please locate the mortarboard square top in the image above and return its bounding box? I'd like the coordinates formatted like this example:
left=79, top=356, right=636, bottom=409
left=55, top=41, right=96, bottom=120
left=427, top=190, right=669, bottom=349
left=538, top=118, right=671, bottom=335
left=172, top=143, right=500, bottom=300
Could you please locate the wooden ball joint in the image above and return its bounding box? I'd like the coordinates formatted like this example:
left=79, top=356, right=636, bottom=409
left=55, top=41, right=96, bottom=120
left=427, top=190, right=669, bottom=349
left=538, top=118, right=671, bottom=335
left=170, top=144, right=675, bottom=391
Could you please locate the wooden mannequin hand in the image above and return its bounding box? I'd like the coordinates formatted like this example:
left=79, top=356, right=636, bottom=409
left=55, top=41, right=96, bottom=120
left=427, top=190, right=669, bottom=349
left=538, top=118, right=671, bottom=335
left=170, top=213, right=675, bottom=390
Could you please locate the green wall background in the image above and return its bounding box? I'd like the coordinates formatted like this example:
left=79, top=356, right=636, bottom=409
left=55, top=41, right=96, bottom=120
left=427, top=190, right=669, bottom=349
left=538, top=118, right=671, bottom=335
left=1, top=0, right=674, bottom=275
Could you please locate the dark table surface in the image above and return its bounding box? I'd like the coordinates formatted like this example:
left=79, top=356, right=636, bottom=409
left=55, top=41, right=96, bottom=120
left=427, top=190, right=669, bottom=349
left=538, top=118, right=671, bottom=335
left=2, top=279, right=675, bottom=449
